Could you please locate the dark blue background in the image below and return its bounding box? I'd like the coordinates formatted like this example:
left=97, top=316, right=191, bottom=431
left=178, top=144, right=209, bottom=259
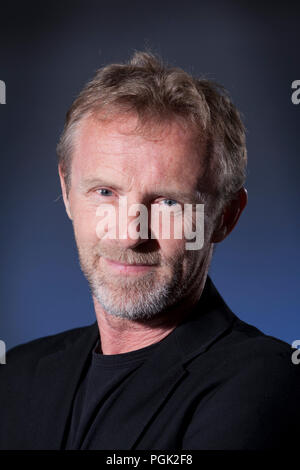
left=1, top=0, right=299, bottom=349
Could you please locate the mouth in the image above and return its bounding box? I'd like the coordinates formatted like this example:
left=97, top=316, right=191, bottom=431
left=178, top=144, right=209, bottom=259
left=104, top=258, right=158, bottom=274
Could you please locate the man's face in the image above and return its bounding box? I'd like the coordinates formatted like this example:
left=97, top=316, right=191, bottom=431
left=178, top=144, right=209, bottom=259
left=61, top=113, right=214, bottom=321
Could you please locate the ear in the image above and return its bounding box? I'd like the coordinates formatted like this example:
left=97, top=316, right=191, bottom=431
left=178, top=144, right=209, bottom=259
left=211, top=187, right=248, bottom=243
left=58, top=165, right=72, bottom=220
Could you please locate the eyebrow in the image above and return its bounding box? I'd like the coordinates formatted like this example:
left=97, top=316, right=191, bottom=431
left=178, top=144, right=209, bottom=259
left=79, top=177, right=205, bottom=203
left=79, top=177, right=126, bottom=193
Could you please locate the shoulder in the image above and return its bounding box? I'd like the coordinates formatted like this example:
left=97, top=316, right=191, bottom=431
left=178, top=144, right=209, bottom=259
left=0, top=323, right=96, bottom=377
left=183, top=319, right=300, bottom=449
left=194, top=276, right=296, bottom=371
left=185, top=314, right=300, bottom=410
left=228, top=316, right=296, bottom=367
left=205, top=315, right=298, bottom=381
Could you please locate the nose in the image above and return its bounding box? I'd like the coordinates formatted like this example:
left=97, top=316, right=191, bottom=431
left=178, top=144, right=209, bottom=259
left=116, top=198, right=151, bottom=249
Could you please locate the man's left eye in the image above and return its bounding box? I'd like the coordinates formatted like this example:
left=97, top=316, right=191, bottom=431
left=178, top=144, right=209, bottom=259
left=162, top=199, right=178, bottom=207
left=97, top=188, right=113, bottom=196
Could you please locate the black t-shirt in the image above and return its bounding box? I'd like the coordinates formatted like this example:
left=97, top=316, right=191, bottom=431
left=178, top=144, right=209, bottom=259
left=65, top=337, right=161, bottom=450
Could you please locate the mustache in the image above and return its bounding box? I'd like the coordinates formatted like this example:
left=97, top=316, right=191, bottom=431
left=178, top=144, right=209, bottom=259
left=97, top=245, right=161, bottom=266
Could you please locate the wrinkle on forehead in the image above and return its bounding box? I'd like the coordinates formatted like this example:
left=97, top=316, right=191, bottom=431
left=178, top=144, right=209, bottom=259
left=78, top=110, right=205, bottom=147
left=72, top=111, right=210, bottom=196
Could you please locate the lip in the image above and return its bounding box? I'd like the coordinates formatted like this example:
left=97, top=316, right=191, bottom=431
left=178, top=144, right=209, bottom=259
left=104, top=258, right=157, bottom=274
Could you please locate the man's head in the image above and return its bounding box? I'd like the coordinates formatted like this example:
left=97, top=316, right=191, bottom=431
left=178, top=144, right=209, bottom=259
left=57, top=51, right=247, bottom=322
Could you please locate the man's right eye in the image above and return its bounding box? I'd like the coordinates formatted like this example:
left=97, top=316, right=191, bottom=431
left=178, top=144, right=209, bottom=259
left=97, top=188, right=113, bottom=196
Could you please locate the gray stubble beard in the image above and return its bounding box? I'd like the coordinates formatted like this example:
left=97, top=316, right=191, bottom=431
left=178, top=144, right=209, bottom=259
left=77, top=246, right=200, bottom=322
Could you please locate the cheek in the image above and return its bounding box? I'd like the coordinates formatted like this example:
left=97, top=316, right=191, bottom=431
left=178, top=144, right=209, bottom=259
left=72, top=203, right=100, bottom=246
left=158, top=238, right=186, bottom=261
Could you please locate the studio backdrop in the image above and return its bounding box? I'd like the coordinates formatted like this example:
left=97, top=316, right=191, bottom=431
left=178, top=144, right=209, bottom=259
left=0, top=0, right=299, bottom=350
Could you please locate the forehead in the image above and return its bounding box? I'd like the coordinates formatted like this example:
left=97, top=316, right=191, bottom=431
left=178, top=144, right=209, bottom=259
left=71, top=113, right=207, bottom=191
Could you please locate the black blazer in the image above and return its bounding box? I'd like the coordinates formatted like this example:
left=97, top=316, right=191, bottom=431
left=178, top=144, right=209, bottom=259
left=0, top=276, right=299, bottom=450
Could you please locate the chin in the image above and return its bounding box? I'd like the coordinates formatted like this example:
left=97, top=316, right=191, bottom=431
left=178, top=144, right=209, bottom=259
left=92, top=282, right=177, bottom=321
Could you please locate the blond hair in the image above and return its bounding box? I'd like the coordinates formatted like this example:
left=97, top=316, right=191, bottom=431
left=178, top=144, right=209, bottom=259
left=57, top=51, right=247, bottom=211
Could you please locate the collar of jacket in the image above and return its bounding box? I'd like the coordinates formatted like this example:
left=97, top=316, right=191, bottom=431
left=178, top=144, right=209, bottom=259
left=26, top=275, right=237, bottom=450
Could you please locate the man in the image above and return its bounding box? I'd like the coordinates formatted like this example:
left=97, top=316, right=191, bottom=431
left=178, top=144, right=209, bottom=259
left=0, top=51, right=299, bottom=450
